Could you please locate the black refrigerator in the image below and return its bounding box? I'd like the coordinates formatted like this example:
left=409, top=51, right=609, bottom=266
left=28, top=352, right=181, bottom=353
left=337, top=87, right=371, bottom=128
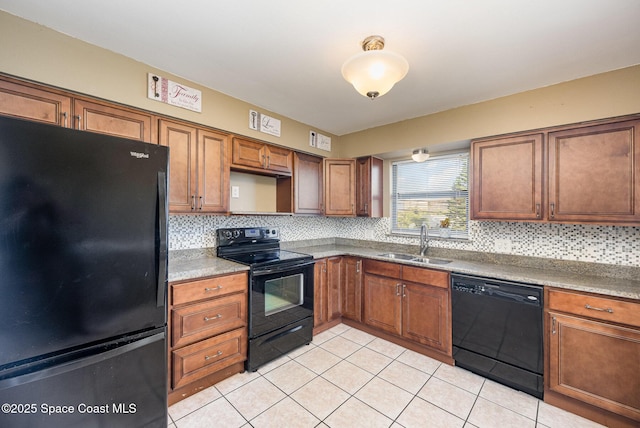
left=0, top=116, right=168, bottom=427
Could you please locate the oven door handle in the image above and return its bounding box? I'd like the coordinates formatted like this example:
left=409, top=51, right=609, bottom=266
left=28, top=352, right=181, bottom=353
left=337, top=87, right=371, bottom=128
left=252, top=260, right=315, bottom=276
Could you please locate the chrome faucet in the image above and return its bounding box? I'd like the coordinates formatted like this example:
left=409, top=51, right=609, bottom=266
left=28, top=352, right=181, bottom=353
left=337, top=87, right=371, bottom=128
left=420, top=223, right=429, bottom=256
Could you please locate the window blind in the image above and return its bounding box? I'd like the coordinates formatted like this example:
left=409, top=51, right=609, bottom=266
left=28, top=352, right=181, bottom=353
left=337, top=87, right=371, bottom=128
left=391, top=152, right=469, bottom=238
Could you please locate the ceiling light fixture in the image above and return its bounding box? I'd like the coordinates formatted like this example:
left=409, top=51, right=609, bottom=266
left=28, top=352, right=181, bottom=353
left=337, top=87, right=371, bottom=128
left=341, top=35, right=409, bottom=100
left=412, top=148, right=430, bottom=162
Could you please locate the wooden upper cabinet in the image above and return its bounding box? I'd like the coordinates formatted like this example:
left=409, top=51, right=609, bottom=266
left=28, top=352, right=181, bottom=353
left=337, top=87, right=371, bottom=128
left=0, top=78, right=72, bottom=127
left=293, top=152, right=323, bottom=214
left=73, top=98, right=153, bottom=142
left=548, top=119, right=640, bottom=224
left=160, top=120, right=197, bottom=212
left=356, top=156, right=383, bottom=217
left=324, top=158, right=356, bottom=216
left=198, top=129, right=230, bottom=213
left=471, top=133, right=544, bottom=221
left=231, top=137, right=292, bottom=175
left=159, top=119, right=229, bottom=213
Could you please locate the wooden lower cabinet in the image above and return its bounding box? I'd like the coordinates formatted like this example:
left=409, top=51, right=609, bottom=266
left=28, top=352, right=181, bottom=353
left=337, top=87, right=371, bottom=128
left=363, top=274, right=402, bottom=335
left=342, top=257, right=362, bottom=322
left=172, top=328, right=247, bottom=390
left=361, top=259, right=452, bottom=359
left=313, top=257, right=342, bottom=333
left=545, top=288, right=640, bottom=426
left=402, top=281, right=450, bottom=352
left=168, top=272, right=248, bottom=405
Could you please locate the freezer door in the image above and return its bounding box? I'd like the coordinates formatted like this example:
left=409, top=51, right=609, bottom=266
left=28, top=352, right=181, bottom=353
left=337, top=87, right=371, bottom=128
left=0, top=330, right=167, bottom=428
left=0, top=116, right=169, bottom=366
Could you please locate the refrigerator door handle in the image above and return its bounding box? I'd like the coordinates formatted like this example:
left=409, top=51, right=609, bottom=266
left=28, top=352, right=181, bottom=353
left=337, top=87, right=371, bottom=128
left=0, top=332, right=165, bottom=391
left=157, top=172, right=168, bottom=308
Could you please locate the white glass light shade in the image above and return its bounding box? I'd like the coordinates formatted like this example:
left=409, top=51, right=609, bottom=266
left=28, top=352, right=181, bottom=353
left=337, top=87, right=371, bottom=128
left=412, top=149, right=430, bottom=162
left=342, top=50, right=409, bottom=99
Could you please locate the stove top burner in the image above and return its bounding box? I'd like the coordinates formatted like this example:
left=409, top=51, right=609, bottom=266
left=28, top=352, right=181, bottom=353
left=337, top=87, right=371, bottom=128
left=221, top=249, right=312, bottom=267
left=216, top=227, right=312, bottom=267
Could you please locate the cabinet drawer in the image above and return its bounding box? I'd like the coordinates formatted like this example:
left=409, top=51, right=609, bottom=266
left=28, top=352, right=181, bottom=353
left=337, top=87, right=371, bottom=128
left=172, top=328, right=247, bottom=389
left=548, top=288, right=640, bottom=328
left=171, top=272, right=247, bottom=306
left=402, top=266, right=449, bottom=289
left=171, top=293, right=247, bottom=348
left=364, top=259, right=402, bottom=278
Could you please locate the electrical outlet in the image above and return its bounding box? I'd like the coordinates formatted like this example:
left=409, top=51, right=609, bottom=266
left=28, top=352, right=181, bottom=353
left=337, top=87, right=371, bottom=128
left=494, top=238, right=512, bottom=253
left=365, top=230, right=374, bottom=240
left=231, top=186, right=240, bottom=198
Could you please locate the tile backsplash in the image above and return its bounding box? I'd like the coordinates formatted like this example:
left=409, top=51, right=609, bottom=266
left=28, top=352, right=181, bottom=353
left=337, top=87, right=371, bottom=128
left=169, top=215, right=639, bottom=267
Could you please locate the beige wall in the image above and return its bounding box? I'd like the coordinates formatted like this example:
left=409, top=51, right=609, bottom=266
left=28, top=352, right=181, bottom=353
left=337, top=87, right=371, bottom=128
left=339, top=65, right=640, bottom=158
left=0, top=11, right=339, bottom=157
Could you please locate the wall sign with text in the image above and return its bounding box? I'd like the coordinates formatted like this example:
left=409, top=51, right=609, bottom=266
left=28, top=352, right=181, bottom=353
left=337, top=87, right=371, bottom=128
left=147, top=73, right=202, bottom=113
left=249, top=109, right=281, bottom=137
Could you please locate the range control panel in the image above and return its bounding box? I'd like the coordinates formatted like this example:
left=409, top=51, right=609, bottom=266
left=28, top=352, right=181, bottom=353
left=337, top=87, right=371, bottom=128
left=217, top=227, right=279, bottom=246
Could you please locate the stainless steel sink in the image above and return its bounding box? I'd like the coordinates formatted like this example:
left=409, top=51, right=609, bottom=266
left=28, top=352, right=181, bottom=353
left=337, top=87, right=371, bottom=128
left=378, top=253, right=452, bottom=265
left=410, top=257, right=452, bottom=265
left=378, top=253, right=415, bottom=260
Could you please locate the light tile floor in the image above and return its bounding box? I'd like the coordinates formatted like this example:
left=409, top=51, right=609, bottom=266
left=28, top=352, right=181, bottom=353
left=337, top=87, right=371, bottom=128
left=168, top=324, right=607, bottom=428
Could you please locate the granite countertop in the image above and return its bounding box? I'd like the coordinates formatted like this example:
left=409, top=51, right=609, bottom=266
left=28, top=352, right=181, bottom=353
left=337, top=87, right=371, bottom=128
left=169, top=241, right=640, bottom=300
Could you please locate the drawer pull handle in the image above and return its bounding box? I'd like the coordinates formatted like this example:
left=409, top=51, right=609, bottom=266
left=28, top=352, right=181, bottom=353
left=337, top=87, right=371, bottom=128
left=204, top=285, right=223, bottom=292
left=204, top=314, right=222, bottom=321
left=205, top=351, right=223, bottom=360
left=585, top=304, right=613, bottom=313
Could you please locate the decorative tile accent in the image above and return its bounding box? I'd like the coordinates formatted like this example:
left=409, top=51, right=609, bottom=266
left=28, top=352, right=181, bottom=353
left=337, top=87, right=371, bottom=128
left=169, top=215, right=639, bottom=267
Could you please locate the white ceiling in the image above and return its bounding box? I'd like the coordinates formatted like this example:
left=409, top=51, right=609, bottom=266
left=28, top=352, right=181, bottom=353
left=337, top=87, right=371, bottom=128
left=1, top=0, right=639, bottom=136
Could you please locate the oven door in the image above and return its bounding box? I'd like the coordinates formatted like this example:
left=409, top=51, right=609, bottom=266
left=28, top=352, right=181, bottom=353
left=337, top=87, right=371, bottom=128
left=249, top=260, right=314, bottom=338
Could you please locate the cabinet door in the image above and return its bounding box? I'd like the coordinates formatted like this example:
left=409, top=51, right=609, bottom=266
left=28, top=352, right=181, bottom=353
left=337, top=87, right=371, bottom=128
left=471, top=134, right=543, bottom=220
left=356, top=157, right=383, bottom=217
left=265, top=145, right=293, bottom=174
left=0, top=78, right=72, bottom=127
left=342, top=257, right=362, bottom=322
left=548, top=313, right=640, bottom=421
left=324, top=159, right=356, bottom=216
left=363, top=274, right=401, bottom=335
left=198, top=130, right=229, bottom=213
left=294, top=152, right=323, bottom=214
left=232, top=138, right=266, bottom=170
left=548, top=120, right=640, bottom=224
left=313, top=260, right=327, bottom=328
left=402, top=282, right=450, bottom=353
left=73, top=98, right=153, bottom=142
left=159, top=120, right=198, bottom=212
left=326, top=257, right=343, bottom=322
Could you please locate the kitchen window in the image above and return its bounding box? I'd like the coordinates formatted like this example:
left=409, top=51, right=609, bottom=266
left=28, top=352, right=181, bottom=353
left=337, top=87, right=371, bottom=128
left=391, top=152, right=469, bottom=238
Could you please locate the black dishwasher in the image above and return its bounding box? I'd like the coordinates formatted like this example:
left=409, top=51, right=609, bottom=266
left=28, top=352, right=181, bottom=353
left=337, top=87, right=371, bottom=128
left=451, top=273, right=544, bottom=398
